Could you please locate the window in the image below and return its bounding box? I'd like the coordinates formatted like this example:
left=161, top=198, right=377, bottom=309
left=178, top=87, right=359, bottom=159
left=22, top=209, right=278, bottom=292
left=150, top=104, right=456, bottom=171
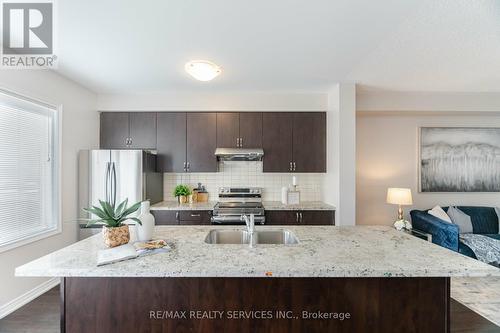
left=0, top=89, right=60, bottom=251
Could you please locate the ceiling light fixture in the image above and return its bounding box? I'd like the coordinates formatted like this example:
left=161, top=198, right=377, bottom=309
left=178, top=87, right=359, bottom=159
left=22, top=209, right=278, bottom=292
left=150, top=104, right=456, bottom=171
left=185, top=60, right=222, bottom=81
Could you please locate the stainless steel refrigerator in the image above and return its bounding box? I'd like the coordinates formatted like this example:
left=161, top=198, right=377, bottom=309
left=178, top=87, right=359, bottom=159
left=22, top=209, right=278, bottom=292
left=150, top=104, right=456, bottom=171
left=78, top=150, right=163, bottom=238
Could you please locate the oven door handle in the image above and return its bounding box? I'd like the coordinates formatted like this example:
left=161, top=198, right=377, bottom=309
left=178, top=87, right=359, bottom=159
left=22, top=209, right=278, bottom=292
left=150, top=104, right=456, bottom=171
left=211, top=215, right=265, bottom=224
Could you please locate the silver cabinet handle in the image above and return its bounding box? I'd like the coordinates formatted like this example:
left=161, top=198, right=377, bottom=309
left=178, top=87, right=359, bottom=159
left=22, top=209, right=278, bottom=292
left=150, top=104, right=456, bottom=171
left=296, top=212, right=299, bottom=223
left=236, top=138, right=239, bottom=147
left=183, top=162, right=186, bottom=172
left=240, top=137, right=243, bottom=147
left=290, top=162, right=293, bottom=171
left=128, top=138, right=132, bottom=146
left=186, top=162, right=190, bottom=171
left=175, top=212, right=179, bottom=220
left=299, top=212, right=303, bottom=223
left=293, top=162, right=296, bottom=171
left=190, top=214, right=201, bottom=217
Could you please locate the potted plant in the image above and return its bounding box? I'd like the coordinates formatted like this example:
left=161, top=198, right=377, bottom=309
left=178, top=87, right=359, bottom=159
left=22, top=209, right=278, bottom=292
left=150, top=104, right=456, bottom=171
left=83, top=198, right=142, bottom=247
left=173, top=185, right=191, bottom=204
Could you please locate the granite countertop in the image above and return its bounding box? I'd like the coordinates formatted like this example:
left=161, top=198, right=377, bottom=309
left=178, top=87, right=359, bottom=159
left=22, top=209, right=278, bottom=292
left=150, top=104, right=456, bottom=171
left=263, top=201, right=335, bottom=210
left=150, top=201, right=216, bottom=210
left=151, top=201, right=335, bottom=211
left=16, top=226, right=499, bottom=278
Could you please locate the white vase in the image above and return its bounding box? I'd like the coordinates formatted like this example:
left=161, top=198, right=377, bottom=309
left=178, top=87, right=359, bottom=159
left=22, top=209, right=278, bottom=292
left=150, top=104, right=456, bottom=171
left=136, top=201, right=155, bottom=241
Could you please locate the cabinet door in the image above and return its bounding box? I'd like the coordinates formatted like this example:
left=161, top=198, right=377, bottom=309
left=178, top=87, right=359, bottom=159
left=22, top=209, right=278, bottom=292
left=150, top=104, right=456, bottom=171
left=265, top=211, right=296, bottom=225
left=156, top=113, right=186, bottom=172
left=299, top=210, right=335, bottom=225
left=129, top=112, right=157, bottom=149
left=151, top=210, right=179, bottom=225
left=262, top=113, right=293, bottom=172
left=186, top=113, right=217, bottom=172
left=216, top=113, right=239, bottom=148
left=100, top=112, right=129, bottom=149
left=239, top=112, right=262, bottom=148
left=293, top=113, right=326, bottom=172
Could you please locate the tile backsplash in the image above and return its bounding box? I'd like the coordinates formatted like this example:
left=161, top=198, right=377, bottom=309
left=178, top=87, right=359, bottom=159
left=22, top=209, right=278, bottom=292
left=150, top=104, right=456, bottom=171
left=163, top=161, right=324, bottom=201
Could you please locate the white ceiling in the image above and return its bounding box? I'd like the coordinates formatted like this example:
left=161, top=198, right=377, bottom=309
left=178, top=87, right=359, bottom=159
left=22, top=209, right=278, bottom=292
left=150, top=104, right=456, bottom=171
left=56, top=0, right=500, bottom=93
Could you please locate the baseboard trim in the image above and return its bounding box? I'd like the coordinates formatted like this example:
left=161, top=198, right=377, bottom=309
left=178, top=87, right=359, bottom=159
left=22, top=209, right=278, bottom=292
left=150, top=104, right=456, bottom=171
left=0, top=277, right=60, bottom=319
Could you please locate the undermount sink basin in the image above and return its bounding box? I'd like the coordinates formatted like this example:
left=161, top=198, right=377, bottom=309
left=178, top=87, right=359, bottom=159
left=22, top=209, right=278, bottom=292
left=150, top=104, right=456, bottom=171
left=204, top=229, right=299, bottom=245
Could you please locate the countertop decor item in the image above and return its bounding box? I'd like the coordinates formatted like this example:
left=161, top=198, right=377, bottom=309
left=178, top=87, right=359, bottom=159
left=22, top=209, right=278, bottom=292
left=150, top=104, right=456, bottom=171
left=195, top=183, right=209, bottom=202
left=387, top=188, right=413, bottom=231
left=173, top=184, right=191, bottom=204
left=82, top=198, right=142, bottom=247
left=136, top=200, right=155, bottom=241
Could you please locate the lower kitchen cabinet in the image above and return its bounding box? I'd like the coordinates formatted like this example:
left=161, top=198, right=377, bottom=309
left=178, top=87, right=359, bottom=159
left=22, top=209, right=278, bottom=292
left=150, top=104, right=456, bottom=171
left=265, top=210, right=335, bottom=225
left=152, top=210, right=211, bottom=225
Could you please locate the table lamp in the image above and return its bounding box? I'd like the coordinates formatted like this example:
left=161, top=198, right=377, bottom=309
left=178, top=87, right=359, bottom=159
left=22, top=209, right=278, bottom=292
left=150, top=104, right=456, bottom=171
left=386, top=188, right=413, bottom=230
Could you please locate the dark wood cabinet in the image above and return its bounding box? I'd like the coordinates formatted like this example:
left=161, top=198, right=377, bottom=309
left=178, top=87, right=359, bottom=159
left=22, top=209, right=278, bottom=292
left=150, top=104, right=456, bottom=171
left=152, top=210, right=211, bottom=225
left=216, top=112, right=263, bottom=148
left=100, top=112, right=129, bottom=149
left=128, top=112, right=157, bottom=149
left=101, top=111, right=326, bottom=173
left=156, top=112, right=186, bottom=172
left=262, top=112, right=326, bottom=173
left=293, top=113, right=326, bottom=172
left=178, top=211, right=211, bottom=225
left=100, top=112, right=157, bottom=149
left=187, top=113, right=217, bottom=172
left=262, top=113, right=293, bottom=172
left=216, top=113, right=239, bottom=148
left=151, top=210, right=178, bottom=225
left=156, top=112, right=217, bottom=173
left=265, top=210, right=334, bottom=225
left=239, top=112, right=262, bottom=148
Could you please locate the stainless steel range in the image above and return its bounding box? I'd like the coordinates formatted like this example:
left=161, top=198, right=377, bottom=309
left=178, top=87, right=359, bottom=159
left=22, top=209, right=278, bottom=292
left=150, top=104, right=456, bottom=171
left=211, top=187, right=265, bottom=225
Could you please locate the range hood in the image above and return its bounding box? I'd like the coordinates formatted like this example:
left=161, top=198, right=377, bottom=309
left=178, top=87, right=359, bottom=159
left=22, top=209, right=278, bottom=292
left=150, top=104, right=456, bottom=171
left=215, top=148, right=264, bottom=161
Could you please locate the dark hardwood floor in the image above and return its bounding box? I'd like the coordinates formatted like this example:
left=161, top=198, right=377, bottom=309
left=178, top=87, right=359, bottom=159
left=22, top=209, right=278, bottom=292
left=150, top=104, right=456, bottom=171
left=0, top=287, right=498, bottom=333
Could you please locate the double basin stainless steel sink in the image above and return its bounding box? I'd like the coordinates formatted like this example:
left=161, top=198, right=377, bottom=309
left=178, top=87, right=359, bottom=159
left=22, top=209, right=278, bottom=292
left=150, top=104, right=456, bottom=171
left=204, top=229, right=299, bottom=245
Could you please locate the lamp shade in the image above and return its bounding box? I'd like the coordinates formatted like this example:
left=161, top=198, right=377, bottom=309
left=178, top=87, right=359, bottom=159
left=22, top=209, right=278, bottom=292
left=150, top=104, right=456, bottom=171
left=386, top=188, right=413, bottom=205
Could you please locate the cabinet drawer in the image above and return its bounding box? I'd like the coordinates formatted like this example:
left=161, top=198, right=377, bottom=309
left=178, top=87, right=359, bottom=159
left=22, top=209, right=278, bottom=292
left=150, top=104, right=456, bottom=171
left=151, top=210, right=178, bottom=225
left=178, top=211, right=211, bottom=225
left=265, top=210, right=335, bottom=225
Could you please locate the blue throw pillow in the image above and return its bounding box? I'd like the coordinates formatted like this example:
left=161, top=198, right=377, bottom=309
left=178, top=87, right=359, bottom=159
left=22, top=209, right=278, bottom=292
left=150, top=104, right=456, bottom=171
left=447, top=206, right=473, bottom=234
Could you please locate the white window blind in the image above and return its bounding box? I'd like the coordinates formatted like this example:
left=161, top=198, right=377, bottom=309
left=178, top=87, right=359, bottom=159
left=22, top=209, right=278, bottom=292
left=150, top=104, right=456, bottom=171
left=0, top=90, right=59, bottom=250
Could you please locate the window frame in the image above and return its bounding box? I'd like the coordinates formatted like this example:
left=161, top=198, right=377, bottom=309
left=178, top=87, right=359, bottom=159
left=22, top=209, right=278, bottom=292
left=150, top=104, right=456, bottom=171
left=0, top=87, right=62, bottom=253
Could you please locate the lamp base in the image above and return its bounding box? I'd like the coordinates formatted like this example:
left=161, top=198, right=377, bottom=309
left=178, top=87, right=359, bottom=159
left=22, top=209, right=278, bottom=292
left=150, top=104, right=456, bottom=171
left=393, top=219, right=412, bottom=231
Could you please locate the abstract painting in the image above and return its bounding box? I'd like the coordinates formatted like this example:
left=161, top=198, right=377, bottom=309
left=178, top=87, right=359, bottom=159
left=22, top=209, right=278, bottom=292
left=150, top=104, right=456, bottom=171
left=420, top=127, right=500, bottom=192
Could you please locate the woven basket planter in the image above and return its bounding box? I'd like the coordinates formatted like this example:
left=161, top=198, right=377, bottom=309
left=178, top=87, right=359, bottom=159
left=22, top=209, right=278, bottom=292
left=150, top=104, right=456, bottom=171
left=102, top=225, right=130, bottom=247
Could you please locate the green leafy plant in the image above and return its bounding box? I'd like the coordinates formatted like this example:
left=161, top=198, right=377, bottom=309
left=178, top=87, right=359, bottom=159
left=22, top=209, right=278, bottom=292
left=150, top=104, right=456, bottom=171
left=83, top=198, right=142, bottom=228
left=173, top=184, right=191, bottom=197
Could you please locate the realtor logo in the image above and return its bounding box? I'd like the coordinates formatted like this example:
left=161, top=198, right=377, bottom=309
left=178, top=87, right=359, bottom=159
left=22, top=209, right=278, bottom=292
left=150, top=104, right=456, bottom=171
left=1, top=1, right=56, bottom=68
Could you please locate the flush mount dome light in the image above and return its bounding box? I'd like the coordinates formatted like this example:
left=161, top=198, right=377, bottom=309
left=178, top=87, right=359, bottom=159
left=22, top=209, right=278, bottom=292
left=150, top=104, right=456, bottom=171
left=185, top=60, right=222, bottom=81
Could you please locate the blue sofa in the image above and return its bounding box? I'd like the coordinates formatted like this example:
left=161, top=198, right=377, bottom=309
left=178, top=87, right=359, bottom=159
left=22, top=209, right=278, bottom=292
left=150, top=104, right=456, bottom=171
left=410, top=206, right=500, bottom=259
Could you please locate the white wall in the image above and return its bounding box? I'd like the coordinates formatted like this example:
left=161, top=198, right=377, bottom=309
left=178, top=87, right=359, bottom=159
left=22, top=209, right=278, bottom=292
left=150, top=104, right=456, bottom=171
left=322, top=84, right=356, bottom=225
left=356, top=112, right=500, bottom=226
left=0, top=70, right=98, bottom=316
left=98, top=92, right=328, bottom=111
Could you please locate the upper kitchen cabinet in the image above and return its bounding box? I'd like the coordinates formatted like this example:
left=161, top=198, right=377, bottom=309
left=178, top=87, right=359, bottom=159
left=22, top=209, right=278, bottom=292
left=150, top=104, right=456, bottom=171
left=100, top=112, right=129, bottom=149
left=216, top=112, right=262, bottom=148
left=239, top=112, right=263, bottom=148
left=293, top=112, right=326, bottom=172
left=216, top=113, right=239, bottom=148
left=156, top=112, right=186, bottom=172
left=262, top=113, right=293, bottom=172
left=100, top=112, right=157, bottom=149
left=186, top=113, right=217, bottom=172
left=262, top=112, right=326, bottom=173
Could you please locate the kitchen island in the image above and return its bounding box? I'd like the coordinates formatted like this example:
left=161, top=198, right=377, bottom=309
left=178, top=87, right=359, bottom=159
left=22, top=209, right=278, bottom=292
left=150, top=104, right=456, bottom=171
left=16, top=226, right=499, bottom=333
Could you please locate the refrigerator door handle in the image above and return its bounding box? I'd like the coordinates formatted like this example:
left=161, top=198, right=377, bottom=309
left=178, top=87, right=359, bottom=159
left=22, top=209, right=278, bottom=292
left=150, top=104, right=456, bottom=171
left=105, top=162, right=111, bottom=203
left=111, top=162, right=117, bottom=207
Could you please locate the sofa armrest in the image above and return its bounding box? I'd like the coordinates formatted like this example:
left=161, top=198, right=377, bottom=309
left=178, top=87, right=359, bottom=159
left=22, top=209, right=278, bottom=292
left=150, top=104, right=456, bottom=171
left=410, top=210, right=459, bottom=251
